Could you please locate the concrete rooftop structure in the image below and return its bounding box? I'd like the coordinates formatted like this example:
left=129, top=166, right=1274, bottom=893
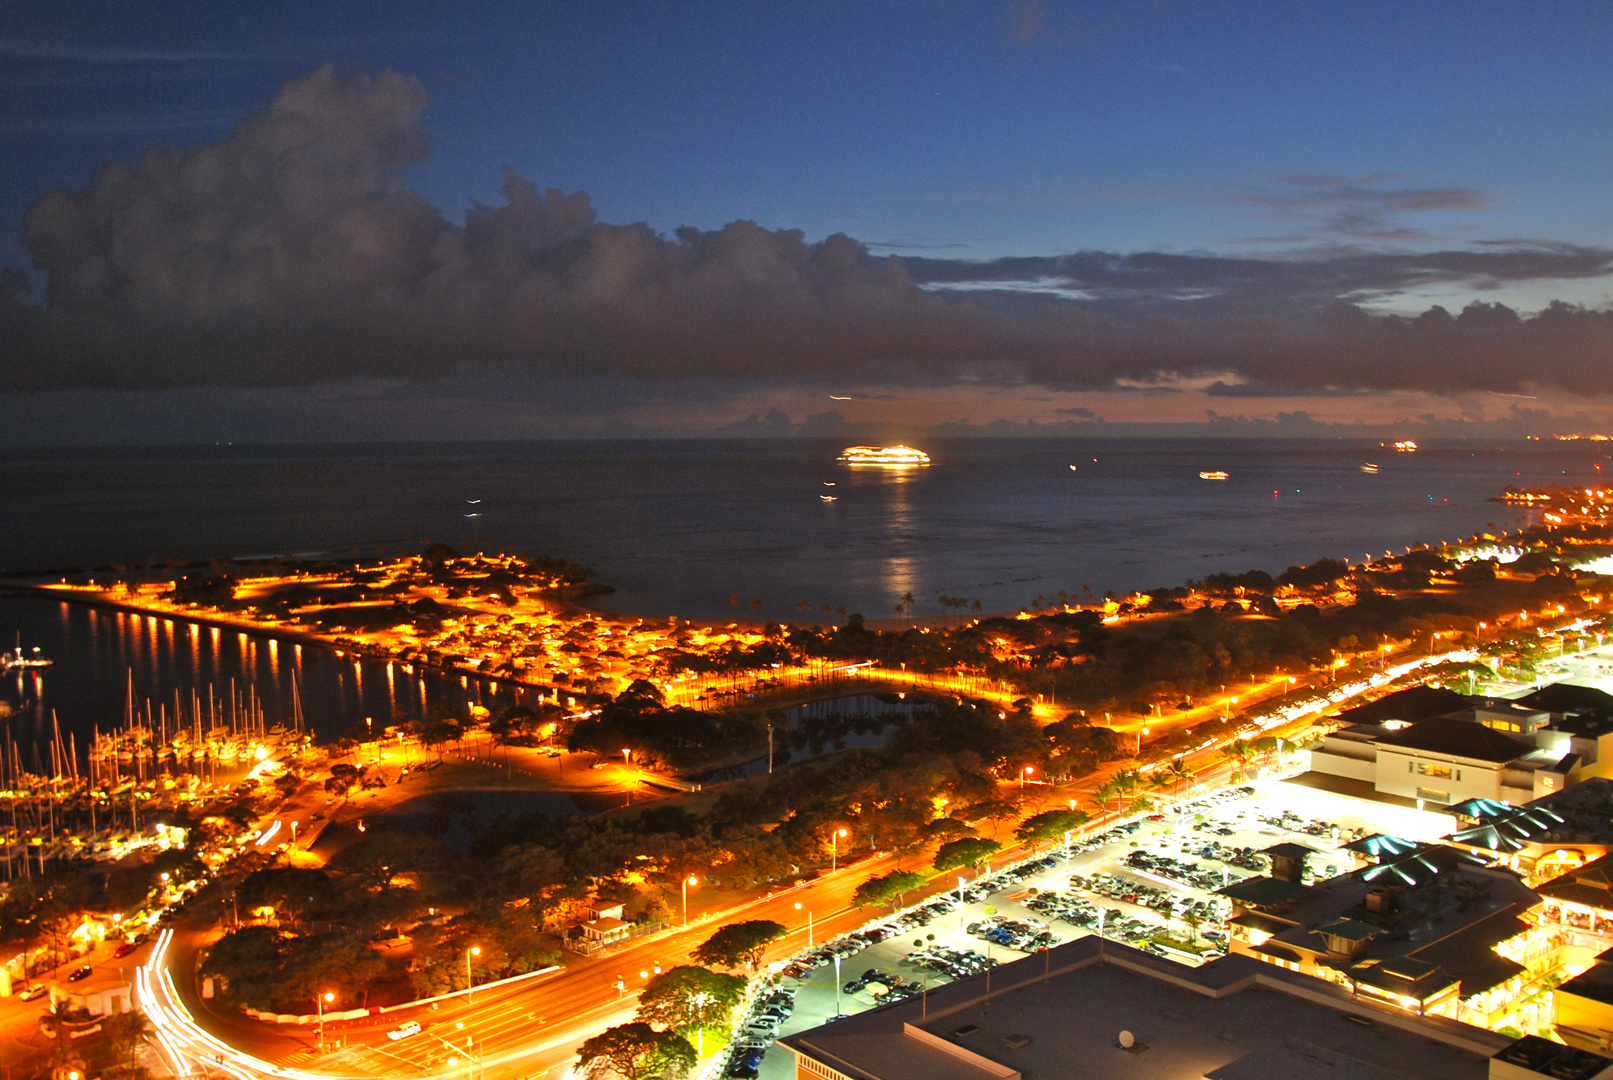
left=778, top=937, right=1517, bottom=1080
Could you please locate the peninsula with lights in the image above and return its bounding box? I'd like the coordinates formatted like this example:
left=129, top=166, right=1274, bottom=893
left=14, top=484, right=1613, bottom=1080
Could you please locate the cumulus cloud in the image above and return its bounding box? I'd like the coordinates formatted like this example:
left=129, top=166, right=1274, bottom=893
left=7, top=65, right=1613, bottom=399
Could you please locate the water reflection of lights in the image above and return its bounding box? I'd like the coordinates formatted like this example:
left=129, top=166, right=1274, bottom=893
left=876, top=466, right=920, bottom=603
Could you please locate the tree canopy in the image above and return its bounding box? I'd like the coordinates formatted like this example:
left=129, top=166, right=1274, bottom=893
left=932, top=837, right=1000, bottom=873
left=199, top=926, right=386, bottom=1012
left=634, top=965, right=746, bottom=1035
left=1014, top=809, right=1089, bottom=849
left=853, top=870, right=927, bottom=909
left=691, top=921, right=787, bottom=971
left=576, top=1022, right=696, bottom=1080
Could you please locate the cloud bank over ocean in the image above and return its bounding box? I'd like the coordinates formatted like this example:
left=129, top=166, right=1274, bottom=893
left=6, top=66, right=1613, bottom=430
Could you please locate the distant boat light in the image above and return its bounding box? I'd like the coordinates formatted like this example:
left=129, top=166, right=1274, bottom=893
left=1199, top=470, right=1229, bottom=480
left=838, top=445, right=931, bottom=467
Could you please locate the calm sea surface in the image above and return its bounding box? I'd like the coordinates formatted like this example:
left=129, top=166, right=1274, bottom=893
left=0, top=437, right=1588, bottom=750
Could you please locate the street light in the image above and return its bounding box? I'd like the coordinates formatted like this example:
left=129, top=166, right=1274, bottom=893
left=683, top=875, right=698, bottom=928
left=795, top=901, right=814, bottom=948
left=316, top=990, right=334, bottom=1050
left=831, top=828, right=848, bottom=873
left=691, top=992, right=710, bottom=1057
left=466, top=946, right=481, bottom=1002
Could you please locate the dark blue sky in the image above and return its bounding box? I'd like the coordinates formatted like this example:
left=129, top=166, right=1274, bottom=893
left=6, top=1, right=1613, bottom=439
left=6, top=1, right=1611, bottom=270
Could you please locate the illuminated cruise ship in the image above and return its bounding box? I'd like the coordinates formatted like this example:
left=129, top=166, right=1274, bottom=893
left=837, top=445, right=931, bottom=467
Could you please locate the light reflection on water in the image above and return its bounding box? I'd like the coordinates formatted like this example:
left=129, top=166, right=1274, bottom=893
left=0, top=593, right=530, bottom=766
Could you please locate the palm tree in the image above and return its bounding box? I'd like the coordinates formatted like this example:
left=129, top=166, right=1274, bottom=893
left=1166, top=759, right=1194, bottom=797
left=1221, top=740, right=1254, bottom=782
left=102, top=1009, right=155, bottom=1072
left=1113, top=769, right=1140, bottom=809
left=40, top=1000, right=91, bottom=1078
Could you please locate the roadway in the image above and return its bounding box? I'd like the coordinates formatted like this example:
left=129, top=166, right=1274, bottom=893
left=139, top=624, right=1582, bottom=1080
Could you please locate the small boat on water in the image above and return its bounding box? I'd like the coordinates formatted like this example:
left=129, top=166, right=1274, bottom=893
left=1361, top=463, right=1380, bottom=474
left=820, top=495, right=837, bottom=502
left=838, top=445, right=930, bottom=467
left=1199, top=470, right=1229, bottom=481
left=1, top=647, right=51, bottom=671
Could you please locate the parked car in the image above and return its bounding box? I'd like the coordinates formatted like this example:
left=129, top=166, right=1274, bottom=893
left=17, top=985, right=46, bottom=1001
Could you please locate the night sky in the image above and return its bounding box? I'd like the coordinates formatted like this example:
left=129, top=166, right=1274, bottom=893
left=4, top=1, right=1613, bottom=441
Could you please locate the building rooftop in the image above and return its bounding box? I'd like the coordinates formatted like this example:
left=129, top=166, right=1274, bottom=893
left=1216, top=876, right=1313, bottom=910
left=779, top=938, right=1510, bottom=1080
left=1333, top=685, right=1471, bottom=727
left=1537, top=853, right=1613, bottom=911
left=1447, top=797, right=1516, bottom=822
left=1357, top=844, right=1488, bottom=888
left=1446, top=804, right=1568, bottom=855
left=1521, top=776, right=1613, bottom=845
left=1343, top=833, right=1424, bottom=861
left=1555, top=964, right=1613, bottom=1008
left=1225, top=852, right=1538, bottom=1000
left=1261, top=842, right=1318, bottom=861
left=1515, top=683, right=1613, bottom=713
left=1491, top=1034, right=1613, bottom=1080
left=1376, top=716, right=1535, bottom=763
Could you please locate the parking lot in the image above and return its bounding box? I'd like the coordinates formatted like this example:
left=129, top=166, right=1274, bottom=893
left=727, top=776, right=1427, bottom=1080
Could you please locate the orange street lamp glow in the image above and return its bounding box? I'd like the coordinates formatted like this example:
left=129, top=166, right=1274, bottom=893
left=682, top=876, right=698, bottom=927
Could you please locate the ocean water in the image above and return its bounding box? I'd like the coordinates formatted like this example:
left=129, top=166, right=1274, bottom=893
left=0, top=436, right=1588, bottom=756
left=0, top=437, right=1578, bottom=622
